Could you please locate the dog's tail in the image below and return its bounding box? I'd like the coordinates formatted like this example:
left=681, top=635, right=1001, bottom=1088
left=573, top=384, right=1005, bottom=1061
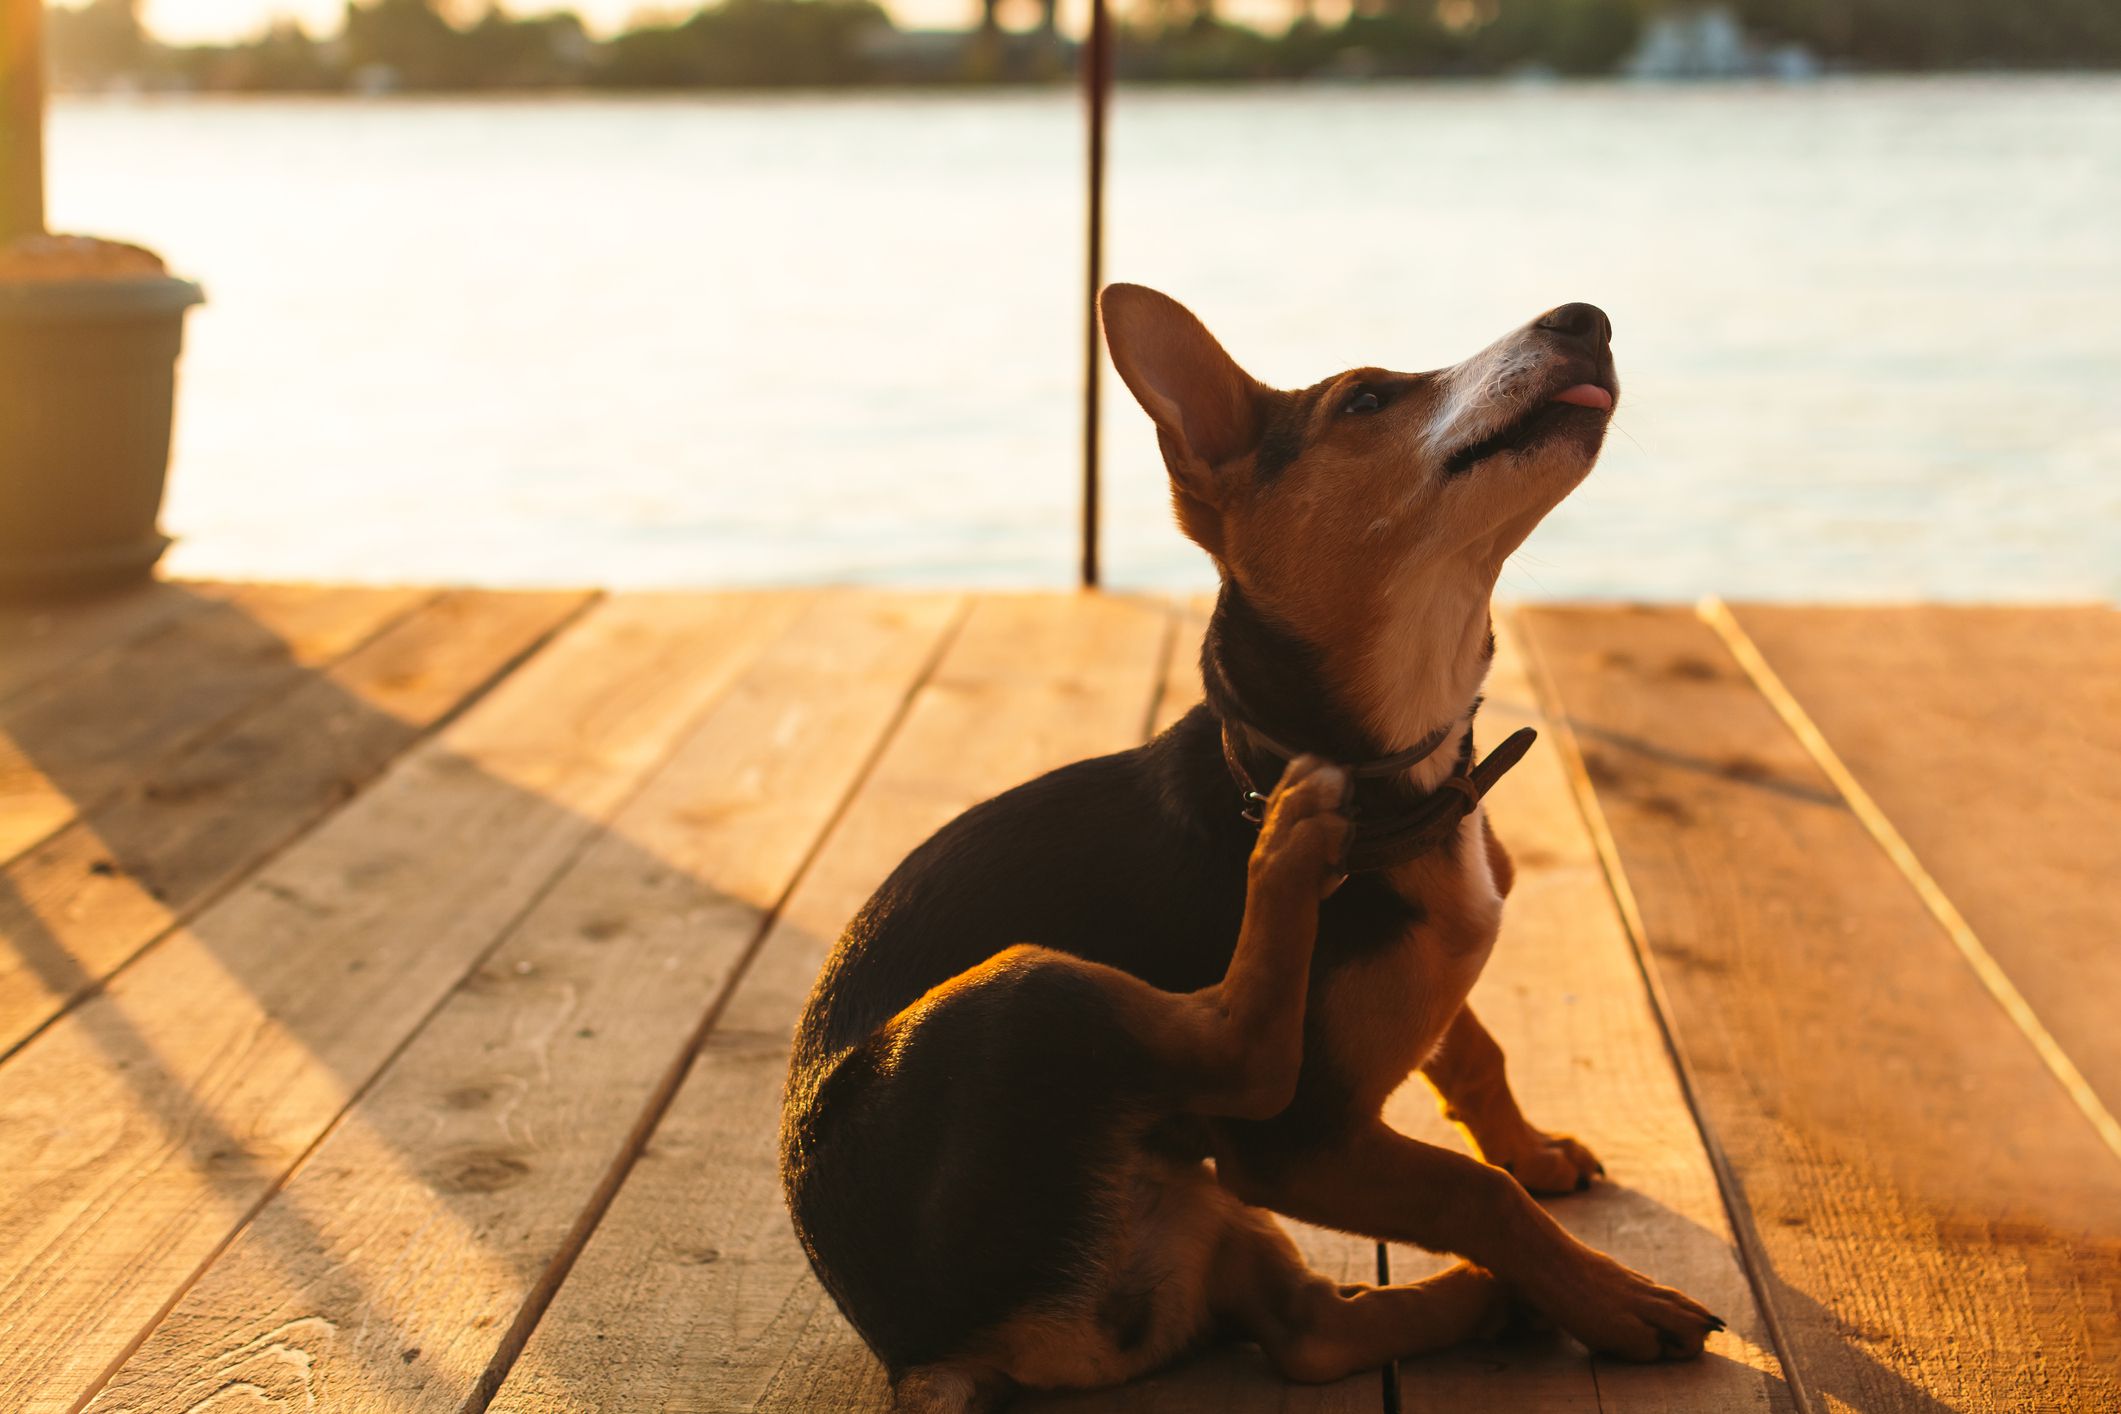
left=892, top=1360, right=1016, bottom=1414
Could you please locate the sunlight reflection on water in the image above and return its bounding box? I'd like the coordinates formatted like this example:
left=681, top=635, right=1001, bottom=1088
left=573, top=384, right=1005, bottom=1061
left=47, top=78, right=2121, bottom=599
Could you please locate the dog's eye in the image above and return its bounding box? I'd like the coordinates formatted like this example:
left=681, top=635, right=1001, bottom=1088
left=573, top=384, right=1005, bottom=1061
left=1342, top=390, right=1382, bottom=415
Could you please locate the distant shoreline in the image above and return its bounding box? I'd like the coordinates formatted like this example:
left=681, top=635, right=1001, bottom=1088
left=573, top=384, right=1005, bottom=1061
left=48, top=68, right=2121, bottom=101
left=46, top=0, right=2121, bottom=97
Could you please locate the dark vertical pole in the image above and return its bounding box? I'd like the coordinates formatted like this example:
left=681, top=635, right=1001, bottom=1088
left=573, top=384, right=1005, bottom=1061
left=1, top=0, right=48, bottom=242
left=1080, top=0, right=1110, bottom=589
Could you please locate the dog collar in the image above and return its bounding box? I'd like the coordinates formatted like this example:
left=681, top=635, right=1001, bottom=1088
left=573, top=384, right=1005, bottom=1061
left=1218, top=712, right=1537, bottom=874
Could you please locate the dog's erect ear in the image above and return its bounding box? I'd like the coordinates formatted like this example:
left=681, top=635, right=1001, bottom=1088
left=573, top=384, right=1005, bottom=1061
left=1100, top=284, right=1264, bottom=483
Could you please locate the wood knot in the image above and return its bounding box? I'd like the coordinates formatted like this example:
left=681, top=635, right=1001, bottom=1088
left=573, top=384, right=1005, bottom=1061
left=439, top=1148, right=531, bottom=1193
left=144, top=776, right=226, bottom=804
left=1719, top=754, right=1771, bottom=782
left=1635, top=793, right=1694, bottom=825
left=1663, top=655, right=1722, bottom=681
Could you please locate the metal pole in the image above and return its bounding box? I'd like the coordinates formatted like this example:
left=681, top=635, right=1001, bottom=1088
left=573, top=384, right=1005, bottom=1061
left=1080, top=0, right=1110, bottom=589
left=1, top=0, right=48, bottom=242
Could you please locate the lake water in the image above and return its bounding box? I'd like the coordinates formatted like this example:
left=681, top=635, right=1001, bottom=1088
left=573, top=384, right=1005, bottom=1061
left=45, top=78, right=2121, bottom=599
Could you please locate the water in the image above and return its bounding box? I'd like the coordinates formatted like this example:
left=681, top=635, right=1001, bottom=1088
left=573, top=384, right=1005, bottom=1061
left=45, top=78, right=2121, bottom=599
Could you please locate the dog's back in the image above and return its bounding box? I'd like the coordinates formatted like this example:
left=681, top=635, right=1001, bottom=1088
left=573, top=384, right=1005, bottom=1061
left=780, top=709, right=1249, bottom=1370
left=791, top=710, right=1251, bottom=1062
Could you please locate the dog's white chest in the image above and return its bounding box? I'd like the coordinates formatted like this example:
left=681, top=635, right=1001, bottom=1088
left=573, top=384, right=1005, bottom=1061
left=1317, top=813, right=1504, bottom=1111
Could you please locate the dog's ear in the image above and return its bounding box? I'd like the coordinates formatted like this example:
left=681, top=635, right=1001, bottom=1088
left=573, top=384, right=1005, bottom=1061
left=1101, top=283, right=1264, bottom=492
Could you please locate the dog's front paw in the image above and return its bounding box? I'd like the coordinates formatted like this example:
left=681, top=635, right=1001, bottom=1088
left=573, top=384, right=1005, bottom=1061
left=1536, top=1253, right=1723, bottom=1363
left=1488, top=1130, right=1604, bottom=1196
left=1251, top=756, right=1352, bottom=899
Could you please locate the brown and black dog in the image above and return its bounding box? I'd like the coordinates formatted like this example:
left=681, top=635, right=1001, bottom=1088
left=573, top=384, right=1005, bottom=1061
left=780, top=285, right=1720, bottom=1410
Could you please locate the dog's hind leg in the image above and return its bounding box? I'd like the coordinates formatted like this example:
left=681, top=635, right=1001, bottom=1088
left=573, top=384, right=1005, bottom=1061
left=898, top=754, right=1349, bottom=1124
left=1209, top=1202, right=1508, bottom=1383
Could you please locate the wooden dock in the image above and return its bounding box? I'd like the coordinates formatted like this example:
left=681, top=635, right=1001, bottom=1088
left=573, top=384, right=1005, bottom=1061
left=1, top=582, right=2115, bottom=1412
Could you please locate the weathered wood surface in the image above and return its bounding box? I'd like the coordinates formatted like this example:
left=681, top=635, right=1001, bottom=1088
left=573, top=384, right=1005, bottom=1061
left=0, top=593, right=797, bottom=1414
left=0, top=580, right=211, bottom=705
left=86, top=591, right=959, bottom=1413
left=1723, top=603, right=2121, bottom=1137
left=0, top=582, right=430, bottom=863
left=487, top=593, right=1176, bottom=1414
left=0, top=588, right=592, bottom=1060
left=1384, top=615, right=1793, bottom=1413
left=1523, top=604, right=2121, bottom=1414
left=1, top=584, right=2115, bottom=1414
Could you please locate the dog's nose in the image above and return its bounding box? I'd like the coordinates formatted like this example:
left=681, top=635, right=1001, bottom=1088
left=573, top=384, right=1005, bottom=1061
left=1536, top=302, right=1612, bottom=348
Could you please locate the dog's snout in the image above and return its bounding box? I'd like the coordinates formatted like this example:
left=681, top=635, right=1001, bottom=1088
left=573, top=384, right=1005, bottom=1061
left=1536, top=302, right=1613, bottom=348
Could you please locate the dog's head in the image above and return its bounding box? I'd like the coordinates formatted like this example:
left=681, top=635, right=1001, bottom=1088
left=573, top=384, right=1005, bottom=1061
left=1102, top=283, right=1617, bottom=738
left=1102, top=282, right=1615, bottom=608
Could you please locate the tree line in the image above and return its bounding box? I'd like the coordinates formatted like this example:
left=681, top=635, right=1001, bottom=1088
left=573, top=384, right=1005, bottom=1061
left=45, top=0, right=2121, bottom=93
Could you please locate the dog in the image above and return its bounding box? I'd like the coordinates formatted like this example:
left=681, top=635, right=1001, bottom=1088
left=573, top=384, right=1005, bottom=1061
left=780, top=284, right=1720, bottom=1411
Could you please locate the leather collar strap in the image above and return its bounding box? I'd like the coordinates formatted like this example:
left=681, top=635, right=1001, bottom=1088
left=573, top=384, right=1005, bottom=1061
left=1220, top=716, right=1538, bottom=874
left=1229, top=716, right=1457, bottom=782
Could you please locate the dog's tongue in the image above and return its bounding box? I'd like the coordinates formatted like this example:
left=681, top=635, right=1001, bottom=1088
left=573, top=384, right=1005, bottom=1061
left=1551, top=383, right=1614, bottom=411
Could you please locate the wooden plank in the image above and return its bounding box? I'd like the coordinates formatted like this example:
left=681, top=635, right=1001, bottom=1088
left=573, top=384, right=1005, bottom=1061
left=0, top=581, right=204, bottom=705
left=0, top=588, right=593, bottom=1060
left=83, top=591, right=963, bottom=1413
left=487, top=592, right=1186, bottom=1414
left=0, top=581, right=433, bottom=864
left=0, top=592, right=806, bottom=1414
left=1723, top=603, right=2121, bottom=1133
left=1521, top=604, right=2121, bottom=1414
left=1384, top=614, right=1792, bottom=1412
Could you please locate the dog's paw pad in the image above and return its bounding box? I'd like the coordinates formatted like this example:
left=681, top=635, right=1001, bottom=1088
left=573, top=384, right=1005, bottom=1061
left=1253, top=757, right=1352, bottom=884
left=1269, top=756, right=1351, bottom=818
